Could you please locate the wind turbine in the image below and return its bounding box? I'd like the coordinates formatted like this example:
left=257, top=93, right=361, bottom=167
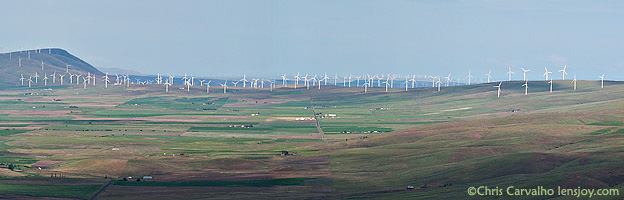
left=41, top=60, right=44, bottom=70
left=558, top=65, right=567, bottom=80
left=323, top=73, right=330, bottom=86
left=206, top=80, right=211, bottom=93
left=599, top=74, right=605, bottom=89
left=543, top=67, right=552, bottom=80
left=43, top=73, right=48, bottom=86
left=281, top=74, right=288, bottom=86
left=103, top=73, right=110, bottom=88
left=58, top=74, right=65, bottom=85
left=572, top=75, right=577, bottom=91
left=20, top=74, right=25, bottom=85
left=430, top=76, right=438, bottom=88
left=34, top=72, right=39, bottom=83
left=334, top=73, right=339, bottom=86
left=18, top=57, right=21, bottom=67
left=232, top=81, right=239, bottom=87
left=220, top=81, right=228, bottom=93
left=436, top=78, right=442, bottom=91
left=522, top=81, right=528, bottom=95
left=51, top=72, right=56, bottom=83
left=362, top=82, right=369, bottom=93
left=165, top=80, right=171, bottom=92
left=28, top=76, right=32, bottom=87
left=83, top=77, right=88, bottom=89
left=240, top=75, right=248, bottom=88
left=484, top=70, right=492, bottom=83
left=493, top=81, right=502, bottom=98
left=466, top=71, right=473, bottom=85
left=549, top=79, right=553, bottom=93
left=169, top=75, right=175, bottom=85
left=66, top=64, right=71, bottom=73
left=383, top=78, right=389, bottom=92
left=445, top=73, right=451, bottom=87
left=355, top=76, right=361, bottom=87
left=506, top=66, right=514, bottom=81
left=404, top=78, right=409, bottom=91
left=293, top=73, right=300, bottom=89
left=521, top=67, right=530, bottom=81
left=409, top=75, right=416, bottom=88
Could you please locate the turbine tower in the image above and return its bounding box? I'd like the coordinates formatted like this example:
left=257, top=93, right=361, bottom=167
left=572, top=75, right=577, bottom=91
left=43, top=73, right=48, bottom=86
left=206, top=80, right=211, bottom=93
left=240, top=75, right=248, bottom=88
left=466, top=71, right=473, bottom=85
left=485, top=70, right=492, bottom=83
left=599, top=74, right=605, bottom=89
left=58, top=74, right=65, bottom=85
left=220, top=81, right=228, bottom=93
left=445, top=73, right=451, bottom=87
left=549, top=80, right=553, bottom=93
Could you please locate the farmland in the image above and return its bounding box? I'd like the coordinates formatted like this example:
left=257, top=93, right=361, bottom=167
left=0, top=80, right=623, bottom=199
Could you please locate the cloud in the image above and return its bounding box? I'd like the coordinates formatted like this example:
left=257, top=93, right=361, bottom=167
left=545, top=55, right=567, bottom=66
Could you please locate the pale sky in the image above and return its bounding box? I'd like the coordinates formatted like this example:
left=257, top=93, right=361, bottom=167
left=1, top=0, right=623, bottom=80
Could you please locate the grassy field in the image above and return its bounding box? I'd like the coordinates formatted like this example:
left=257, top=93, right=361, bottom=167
left=0, top=80, right=622, bottom=199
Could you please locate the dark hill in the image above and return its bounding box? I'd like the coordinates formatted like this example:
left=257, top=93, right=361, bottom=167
left=0, top=48, right=103, bottom=86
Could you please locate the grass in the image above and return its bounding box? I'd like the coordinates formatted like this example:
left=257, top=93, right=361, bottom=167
left=0, top=182, right=102, bottom=199
left=113, top=178, right=313, bottom=187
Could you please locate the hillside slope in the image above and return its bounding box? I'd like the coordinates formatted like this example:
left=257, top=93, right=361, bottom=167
left=0, top=48, right=103, bottom=87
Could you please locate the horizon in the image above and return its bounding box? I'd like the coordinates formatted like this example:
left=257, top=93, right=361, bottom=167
left=1, top=1, right=623, bottom=80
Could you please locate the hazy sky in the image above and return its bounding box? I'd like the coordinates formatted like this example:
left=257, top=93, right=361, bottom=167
left=1, top=1, right=623, bottom=80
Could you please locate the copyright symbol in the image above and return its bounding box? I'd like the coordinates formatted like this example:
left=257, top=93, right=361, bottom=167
left=467, top=187, right=477, bottom=196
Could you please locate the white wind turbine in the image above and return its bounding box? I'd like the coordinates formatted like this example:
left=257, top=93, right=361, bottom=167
left=199, top=79, right=206, bottom=87
left=445, top=73, right=451, bottom=87
left=240, top=75, right=248, bottom=88
left=522, top=81, right=528, bottom=95
left=206, top=80, right=211, bottom=93
left=549, top=79, right=553, bottom=93
left=493, top=81, right=502, bottom=98
left=28, top=76, right=32, bottom=87
left=164, top=80, right=171, bottom=92
left=169, top=75, right=175, bottom=85
left=543, top=67, right=552, bottom=81
left=20, top=74, right=25, bottom=85
left=599, top=74, right=605, bottom=89
left=51, top=72, right=56, bottom=83
left=409, top=75, right=416, bottom=88
left=436, top=78, right=442, bottom=91
left=404, top=78, right=409, bottom=91
left=43, top=73, right=48, bottom=86
left=485, top=70, right=492, bottom=83
left=302, top=74, right=309, bottom=89
left=220, top=81, right=228, bottom=93
left=506, top=66, right=514, bottom=81
left=293, top=73, right=300, bottom=89
left=58, top=74, right=65, bottom=85
left=355, top=76, right=361, bottom=87
left=362, top=82, right=369, bottom=93
left=558, top=65, right=567, bottom=80
left=34, top=72, right=39, bottom=83
left=281, top=74, right=288, bottom=86
left=383, top=78, right=390, bottom=92
left=103, top=73, right=110, bottom=88
left=521, top=67, right=530, bottom=81
left=41, top=60, right=44, bottom=70
left=466, top=71, right=473, bottom=85
left=430, top=75, right=438, bottom=88
left=572, top=75, right=577, bottom=91
left=75, top=74, right=82, bottom=85
left=82, top=77, right=88, bottom=89
left=311, top=75, right=317, bottom=87
left=323, top=73, right=330, bottom=86
left=66, top=64, right=71, bottom=73
left=232, top=81, right=239, bottom=87
left=334, top=73, right=339, bottom=86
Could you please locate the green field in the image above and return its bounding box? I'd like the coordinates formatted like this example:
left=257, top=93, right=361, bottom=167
left=0, top=81, right=622, bottom=199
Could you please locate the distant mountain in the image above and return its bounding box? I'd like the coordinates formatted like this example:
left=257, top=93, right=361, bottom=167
left=0, top=48, right=103, bottom=86
left=97, top=67, right=146, bottom=76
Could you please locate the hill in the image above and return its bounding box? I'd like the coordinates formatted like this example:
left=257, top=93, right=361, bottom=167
left=0, top=48, right=103, bottom=87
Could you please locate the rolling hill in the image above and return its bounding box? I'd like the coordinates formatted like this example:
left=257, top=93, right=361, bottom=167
left=0, top=48, right=103, bottom=87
